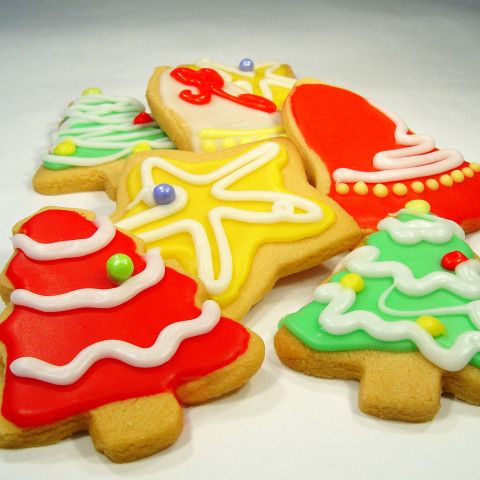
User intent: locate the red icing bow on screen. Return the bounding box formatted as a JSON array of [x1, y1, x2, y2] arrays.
[[170, 67, 277, 113]]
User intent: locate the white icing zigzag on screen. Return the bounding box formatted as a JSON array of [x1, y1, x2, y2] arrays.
[[10, 300, 221, 385], [116, 142, 324, 296], [332, 101, 464, 184], [11, 216, 116, 260], [10, 249, 165, 312]]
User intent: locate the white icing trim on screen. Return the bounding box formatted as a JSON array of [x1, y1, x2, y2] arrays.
[[196, 58, 296, 100], [378, 209, 465, 244], [314, 244, 480, 371], [332, 100, 464, 183], [10, 300, 221, 385], [10, 249, 165, 312], [44, 94, 174, 167], [116, 142, 324, 295], [11, 216, 116, 260]]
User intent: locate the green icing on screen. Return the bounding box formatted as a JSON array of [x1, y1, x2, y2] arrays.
[[281, 212, 480, 368], [43, 108, 172, 170]]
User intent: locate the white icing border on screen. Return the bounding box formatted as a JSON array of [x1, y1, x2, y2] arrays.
[[10, 300, 221, 385]]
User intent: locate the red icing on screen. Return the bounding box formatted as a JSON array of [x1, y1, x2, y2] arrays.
[[170, 67, 277, 113], [133, 112, 154, 125], [441, 250, 468, 270], [290, 83, 480, 230], [0, 209, 249, 428]]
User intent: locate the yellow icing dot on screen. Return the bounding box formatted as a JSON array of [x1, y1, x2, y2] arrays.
[[392, 183, 407, 196], [335, 183, 350, 195], [451, 170, 464, 183], [405, 199, 430, 214], [462, 167, 474, 178], [353, 182, 368, 195], [53, 139, 76, 156], [373, 184, 388, 198], [340, 273, 365, 292], [221, 137, 237, 149], [439, 174, 453, 187], [410, 181, 424, 193], [426, 179, 439, 190], [200, 139, 217, 152], [469, 162, 480, 173], [416, 316, 446, 337], [132, 141, 152, 153], [81, 87, 102, 96]]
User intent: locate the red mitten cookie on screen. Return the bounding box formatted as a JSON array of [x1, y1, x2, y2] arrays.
[[283, 80, 480, 232], [0, 209, 263, 462]]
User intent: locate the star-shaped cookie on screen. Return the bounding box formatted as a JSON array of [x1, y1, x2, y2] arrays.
[[112, 138, 361, 319]]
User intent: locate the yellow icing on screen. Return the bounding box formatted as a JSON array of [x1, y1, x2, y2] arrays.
[[462, 167, 474, 178], [451, 169, 464, 183], [410, 181, 424, 193], [340, 273, 365, 292], [353, 182, 368, 195], [405, 199, 431, 214], [439, 174, 453, 187], [198, 125, 285, 153], [121, 144, 336, 307], [335, 183, 349, 195], [372, 184, 388, 198], [392, 183, 407, 196], [426, 179, 439, 190], [132, 141, 152, 153], [469, 162, 480, 172], [416, 316, 446, 337]]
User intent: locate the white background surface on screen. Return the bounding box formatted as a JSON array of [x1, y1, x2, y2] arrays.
[[1, 0, 480, 478]]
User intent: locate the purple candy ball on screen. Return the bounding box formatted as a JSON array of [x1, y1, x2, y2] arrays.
[[153, 183, 176, 205], [239, 58, 254, 72]]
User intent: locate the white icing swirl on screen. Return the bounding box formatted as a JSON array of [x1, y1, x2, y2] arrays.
[[332, 101, 464, 183], [44, 93, 174, 167], [10, 248, 164, 312], [378, 209, 465, 245], [11, 216, 116, 260], [10, 300, 221, 385]]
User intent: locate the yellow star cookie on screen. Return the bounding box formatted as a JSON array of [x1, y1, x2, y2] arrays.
[[113, 138, 361, 319]]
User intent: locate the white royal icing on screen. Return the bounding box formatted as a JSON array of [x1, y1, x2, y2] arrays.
[[159, 68, 284, 152], [332, 101, 464, 184], [378, 209, 465, 245], [44, 93, 174, 167], [116, 142, 324, 296], [11, 216, 116, 260], [195, 58, 296, 101], [10, 300, 221, 385], [10, 248, 165, 312]]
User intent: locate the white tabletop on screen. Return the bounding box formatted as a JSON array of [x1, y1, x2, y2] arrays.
[[0, 0, 479, 478]]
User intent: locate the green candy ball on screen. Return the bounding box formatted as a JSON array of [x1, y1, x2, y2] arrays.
[[106, 253, 134, 283]]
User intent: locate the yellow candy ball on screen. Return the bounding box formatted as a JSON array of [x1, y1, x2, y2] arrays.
[[426, 179, 439, 191], [392, 183, 407, 196], [416, 316, 446, 337], [53, 139, 76, 156], [81, 87, 102, 96], [373, 184, 388, 198], [469, 162, 480, 173], [450, 170, 464, 183], [340, 273, 365, 293], [132, 141, 152, 153], [405, 199, 431, 215], [353, 182, 368, 195], [439, 174, 453, 187], [336, 183, 350, 195], [410, 181, 424, 193], [462, 167, 474, 178]]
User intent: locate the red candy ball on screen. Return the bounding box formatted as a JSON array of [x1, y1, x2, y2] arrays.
[[133, 112, 153, 125], [441, 250, 469, 271]]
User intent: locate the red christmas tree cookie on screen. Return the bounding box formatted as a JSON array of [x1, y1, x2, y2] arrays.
[[0, 208, 264, 462], [283, 80, 480, 232]]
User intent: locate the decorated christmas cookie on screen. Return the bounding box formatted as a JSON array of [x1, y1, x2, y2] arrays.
[[33, 88, 175, 197], [112, 138, 361, 320], [275, 201, 480, 422], [0, 208, 264, 462], [146, 65, 286, 153], [193, 58, 296, 109], [283, 80, 480, 232]]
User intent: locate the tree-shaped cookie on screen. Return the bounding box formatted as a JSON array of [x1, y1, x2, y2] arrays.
[[275, 201, 480, 422], [112, 138, 361, 320], [283, 80, 480, 232], [33, 88, 175, 197], [0, 208, 263, 462]]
